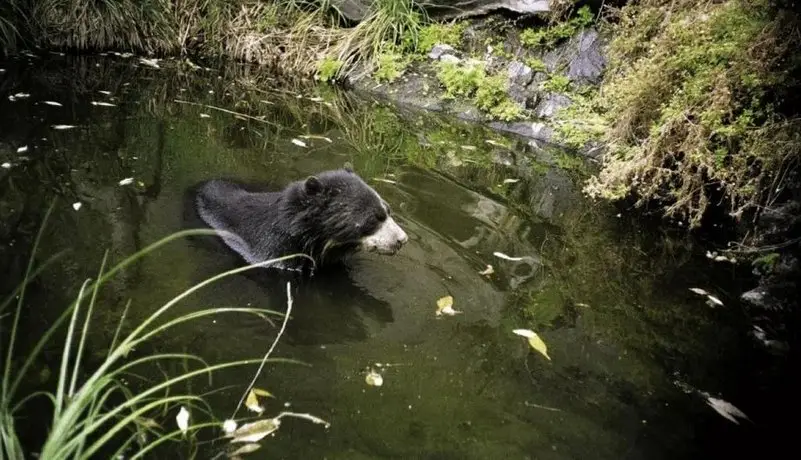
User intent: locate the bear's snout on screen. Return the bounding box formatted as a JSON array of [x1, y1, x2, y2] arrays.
[[361, 216, 408, 255]]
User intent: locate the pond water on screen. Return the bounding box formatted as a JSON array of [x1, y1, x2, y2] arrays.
[[0, 55, 785, 459]]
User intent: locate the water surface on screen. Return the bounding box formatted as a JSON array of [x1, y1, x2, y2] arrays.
[[0, 55, 773, 459]]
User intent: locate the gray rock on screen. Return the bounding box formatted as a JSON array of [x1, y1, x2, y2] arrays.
[[741, 288, 773, 310], [567, 29, 606, 84], [507, 61, 533, 86], [330, 0, 550, 22], [439, 54, 461, 64], [534, 92, 572, 118], [429, 44, 456, 60]]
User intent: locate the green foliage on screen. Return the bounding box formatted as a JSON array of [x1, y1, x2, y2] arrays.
[[436, 60, 486, 99], [525, 58, 547, 73], [316, 57, 344, 82], [521, 5, 594, 49], [373, 49, 410, 83], [583, 0, 801, 228], [488, 99, 524, 122], [752, 252, 780, 273], [474, 75, 507, 111], [541, 74, 570, 93], [412, 21, 465, 54]]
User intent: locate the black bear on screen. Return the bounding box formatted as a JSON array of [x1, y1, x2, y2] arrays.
[[191, 168, 408, 271]]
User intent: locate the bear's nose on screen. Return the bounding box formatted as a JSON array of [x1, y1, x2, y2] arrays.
[[397, 229, 408, 245]]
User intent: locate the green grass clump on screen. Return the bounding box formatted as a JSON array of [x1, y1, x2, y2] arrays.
[[525, 58, 547, 73], [437, 60, 486, 98], [412, 21, 465, 54], [316, 57, 344, 82], [541, 74, 571, 93], [521, 5, 594, 49], [581, 0, 801, 228], [373, 49, 410, 83]]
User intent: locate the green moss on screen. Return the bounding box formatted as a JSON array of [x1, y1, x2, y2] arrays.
[[541, 74, 570, 93], [752, 252, 780, 274], [412, 21, 466, 54], [525, 58, 547, 73], [437, 62, 524, 121], [374, 50, 410, 83], [316, 57, 344, 82], [436, 60, 486, 99], [521, 5, 594, 49]]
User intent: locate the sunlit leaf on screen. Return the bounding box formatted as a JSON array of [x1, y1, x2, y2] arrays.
[[230, 443, 262, 456], [72, 202, 82, 211], [365, 369, 384, 387], [98, 90, 112, 95], [119, 177, 134, 186], [176, 406, 190, 434], [513, 329, 551, 361], [252, 388, 274, 398], [706, 295, 724, 308], [478, 265, 494, 276], [91, 101, 116, 107], [1, 162, 11, 169], [706, 396, 751, 424], [373, 178, 397, 184], [300, 134, 333, 143], [200, 113, 211, 118], [689, 288, 709, 296], [245, 390, 264, 414], [229, 418, 281, 443], [290, 138, 307, 147], [460, 145, 477, 150], [17, 145, 28, 153], [502, 178, 520, 184], [494, 252, 524, 261], [139, 58, 160, 68], [52, 125, 77, 130], [42, 101, 62, 106], [436, 295, 461, 316]]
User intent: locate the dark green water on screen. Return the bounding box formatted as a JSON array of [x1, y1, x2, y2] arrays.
[[0, 55, 784, 459]]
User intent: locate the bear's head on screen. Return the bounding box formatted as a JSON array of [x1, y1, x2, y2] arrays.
[[286, 169, 408, 263]]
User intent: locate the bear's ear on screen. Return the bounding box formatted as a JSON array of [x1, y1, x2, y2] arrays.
[[304, 176, 323, 195]]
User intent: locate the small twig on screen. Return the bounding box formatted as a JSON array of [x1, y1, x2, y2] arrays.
[[524, 401, 562, 412], [274, 411, 330, 428], [230, 282, 293, 419], [173, 99, 280, 127], [727, 236, 801, 254]]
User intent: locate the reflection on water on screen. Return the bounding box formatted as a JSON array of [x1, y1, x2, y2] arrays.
[[0, 56, 779, 459]]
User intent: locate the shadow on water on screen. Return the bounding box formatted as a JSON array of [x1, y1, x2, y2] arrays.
[[0, 55, 791, 459]]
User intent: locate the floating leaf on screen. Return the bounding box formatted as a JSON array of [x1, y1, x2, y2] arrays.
[[1, 162, 12, 169], [435, 295, 461, 316], [365, 369, 384, 387], [478, 265, 494, 276], [230, 443, 262, 456], [300, 134, 333, 143], [139, 58, 160, 68], [245, 390, 265, 414], [199, 113, 211, 118], [42, 100, 62, 106], [16, 145, 28, 153], [118, 177, 134, 186], [91, 101, 116, 107], [291, 138, 307, 147], [222, 419, 238, 434], [229, 418, 281, 443], [502, 178, 520, 184], [52, 124, 77, 130], [493, 252, 524, 261], [706, 397, 751, 424], [98, 90, 112, 95], [513, 329, 551, 361], [689, 288, 709, 296], [706, 295, 724, 308], [176, 406, 189, 434], [72, 202, 82, 211]]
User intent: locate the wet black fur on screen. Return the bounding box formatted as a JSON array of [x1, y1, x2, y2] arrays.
[[190, 169, 391, 271]]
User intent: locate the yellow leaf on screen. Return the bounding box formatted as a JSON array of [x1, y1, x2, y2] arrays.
[[436, 295, 461, 316], [245, 390, 264, 414], [527, 334, 551, 361], [252, 388, 273, 398]]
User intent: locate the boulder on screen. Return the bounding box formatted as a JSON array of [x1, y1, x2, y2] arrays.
[[331, 0, 550, 22]]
